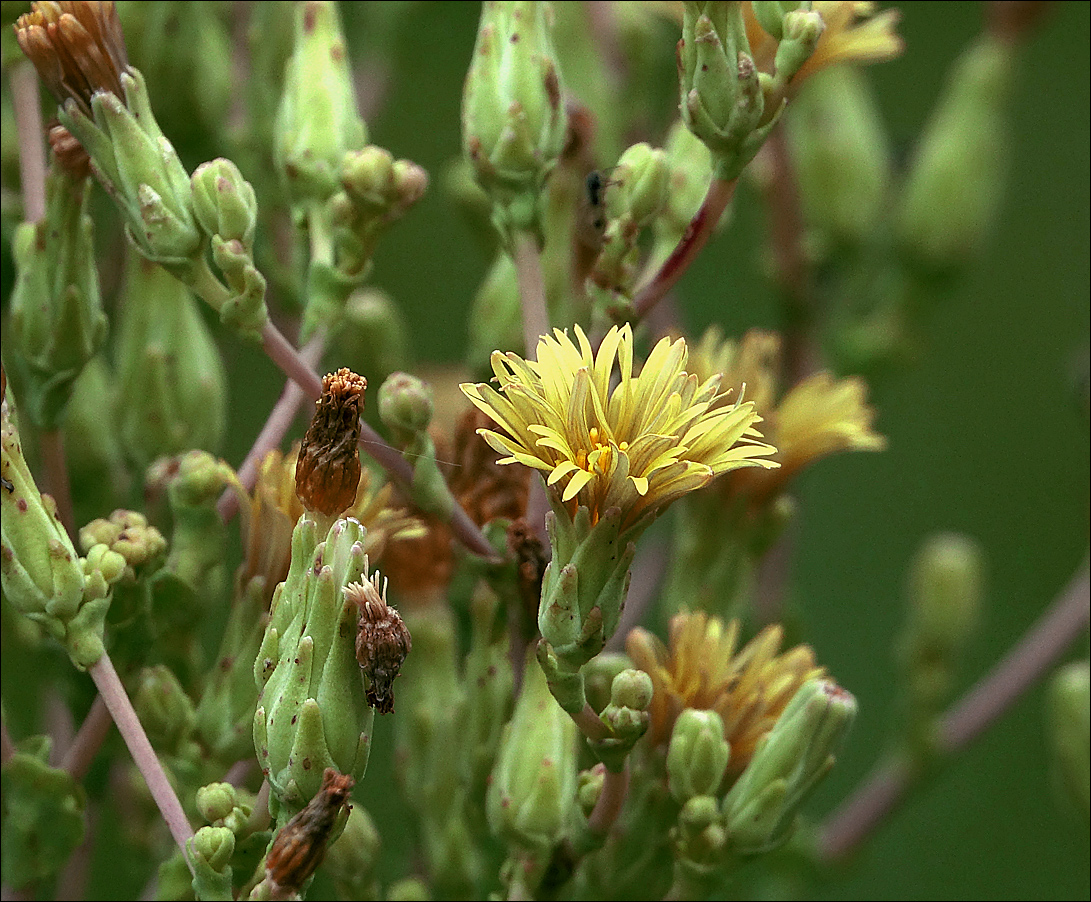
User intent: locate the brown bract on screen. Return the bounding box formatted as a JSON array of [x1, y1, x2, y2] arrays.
[[295, 368, 367, 517], [265, 767, 355, 897], [14, 1, 129, 117]]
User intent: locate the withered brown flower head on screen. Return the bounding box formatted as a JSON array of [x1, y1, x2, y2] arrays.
[[15, 1, 129, 118], [346, 574, 411, 715], [265, 767, 355, 897], [295, 368, 368, 518]]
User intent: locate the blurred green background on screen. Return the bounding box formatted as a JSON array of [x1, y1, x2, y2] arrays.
[[2, 2, 1088, 899], [349, 3, 1091, 899]]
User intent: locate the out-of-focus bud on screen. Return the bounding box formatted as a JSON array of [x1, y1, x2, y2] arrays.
[[295, 369, 367, 520], [462, 0, 568, 237], [253, 517, 376, 816], [378, 372, 434, 446], [487, 649, 579, 849], [678, 1, 776, 181], [331, 288, 409, 391], [467, 251, 524, 363], [895, 36, 1014, 274], [577, 762, 606, 818], [897, 532, 984, 744], [667, 709, 732, 803], [751, 1, 803, 42], [673, 793, 729, 869], [0, 735, 87, 890], [323, 801, 382, 900], [722, 679, 856, 854], [9, 165, 107, 429], [591, 667, 653, 771], [1047, 659, 1089, 817], [274, 0, 367, 212], [113, 256, 227, 471], [132, 664, 197, 755], [786, 66, 893, 251], [191, 157, 259, 250]]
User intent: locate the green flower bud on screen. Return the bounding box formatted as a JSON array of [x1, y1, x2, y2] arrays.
[[577, 763, 606, 818], [591, 668, 653, 771], [275, 0, 367, 211], [340, 147, 428, 221], [786, 66, 893, 250], [898, 532, 984, 738], [467, 251, 524, 364], [195, 782, 241, 826], [254, 517, 377, 817], [378, 372, 435, 445], [9, 166, 107, 429], [132, 664, 197, 754], [1047, 660, 1090, 817], [0, 736, 87, 890], [387, 877, 432, 901], [331, 288, 409, 389], [462, 0, 568, 236], [772, 10, 825, 85], [114, 256, 227, 470], [324, 803, 383, 900], [61, 67, 202, 264], [750, 1, 803, 42], [487, 649, 579, 850], [667, 709, 732, 802], [188, 825, 235, 899], [722, 679, 856, 854], [678, 1, 777, 180], [538, 501, 636, 674], [674, 793, 729, 867], [78, 509, 167, 579], [1, 395, 111, 668], [191, 157, 259, 250], [896, 36, 1014, 273], [582, 651, 633, 715]]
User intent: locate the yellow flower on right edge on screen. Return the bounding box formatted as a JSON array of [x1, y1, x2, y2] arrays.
[[689, 326, 886, 506]]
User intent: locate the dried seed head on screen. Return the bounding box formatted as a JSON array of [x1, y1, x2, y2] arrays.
[[295, 368, 367, 517], [345, 574, 411, 714], [265, 767, 355, 897]]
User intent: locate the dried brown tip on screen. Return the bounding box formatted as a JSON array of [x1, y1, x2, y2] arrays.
[[15, 1, 129, 117], [48, 123, 91, 179], [265, 767, 355, 897], [346, 576, 411, 714], [295, 368, 367, 517]]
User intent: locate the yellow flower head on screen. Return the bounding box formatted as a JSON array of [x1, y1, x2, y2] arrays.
[[745, 1, 904, 95], [690, 327, 886, 503], [627, 612, 824, 776], [239, 443, 424, 605], [461, 324, 778, 533]]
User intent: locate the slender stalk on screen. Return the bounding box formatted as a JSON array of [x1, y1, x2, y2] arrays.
[[587, 763, 629, 836], [512, 230, 552, 544], [38, 428, 76, 540], [818, 562, 1091, 863], [87, 652, 195, 873], [11, 60, 46, 224], [60, 694, 114, 782], [630, 177, 737, 321], [215, 332, 326, 522]]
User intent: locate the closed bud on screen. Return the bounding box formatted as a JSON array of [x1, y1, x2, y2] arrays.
[[275, 0, 367, 211], [1047, 660, 1090, 817], [191, 157, 259, 249], [9, 165, 107, 429], [378, 372, 434, 445], [132, 664, 197, 753], [113, 257, 227, 470], [896, 36, 1014, 273], [487, 649, 579, 849], [462, 1, 568, 235], [667, 709, 731, 802]]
